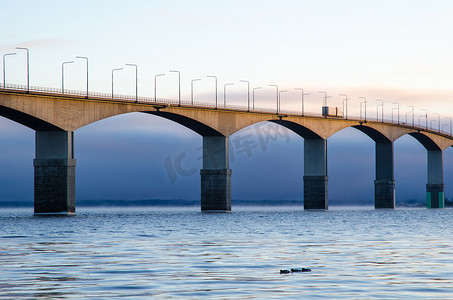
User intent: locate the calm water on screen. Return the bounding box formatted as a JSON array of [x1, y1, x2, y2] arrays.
[[1, 206, 453, 299]]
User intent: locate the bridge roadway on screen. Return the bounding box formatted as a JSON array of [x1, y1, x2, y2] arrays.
[[0, 86, 452, 213]]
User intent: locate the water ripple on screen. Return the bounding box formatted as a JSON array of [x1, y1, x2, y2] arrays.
[[1, 207, 453, 299]]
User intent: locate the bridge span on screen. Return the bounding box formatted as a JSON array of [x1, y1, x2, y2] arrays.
[[0, 84, 452, 213]]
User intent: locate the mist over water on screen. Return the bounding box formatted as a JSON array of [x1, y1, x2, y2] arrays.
[[1, 206, 453, 299]]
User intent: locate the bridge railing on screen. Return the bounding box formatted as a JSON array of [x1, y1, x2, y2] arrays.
[[0, 82, 451, 137]]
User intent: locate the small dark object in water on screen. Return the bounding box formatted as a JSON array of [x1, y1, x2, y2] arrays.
[[291, 268, 311, 272], [280, 269, 291, 274]]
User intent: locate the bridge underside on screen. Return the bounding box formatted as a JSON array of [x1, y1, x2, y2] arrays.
[[30, 125, 446, 214], [0, 92, 449, 213]]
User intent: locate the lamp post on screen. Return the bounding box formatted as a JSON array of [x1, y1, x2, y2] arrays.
[[190, 78, 201, 105], [442, 122, 449, 134], [295, 88, 310, 116], [318, 91, 329, 106], [76, 56, 89, 98], [207, 75, 217, 109], [240, 80, 250, 111], [444, 117, 452, 136], [339, 94, 349, 119], [154, 73, 165, 102], [269, 84, 278, 114], [359, 96, 367, 122], [111, 67, 123, 98], [252, 87, 262, 111], [433, 113, 440, 132], [62, 61, 74, 94], [3, 52, 16, 87], [376, 99, 383, 122], [420, 108, 428, 130], [392, 102, 399, 124], [126, 64, 138, 102], [170, 70, 181, 106], [278, 90, 287, 114], [223, 82, 233, 107], [16, 47, 29, 92], [407, 105, 414, 127]]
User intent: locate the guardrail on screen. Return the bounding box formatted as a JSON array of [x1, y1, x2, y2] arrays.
[[0, 82, 451, 137]]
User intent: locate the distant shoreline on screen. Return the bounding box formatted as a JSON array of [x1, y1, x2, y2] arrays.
[[0, 199, 448, 208]]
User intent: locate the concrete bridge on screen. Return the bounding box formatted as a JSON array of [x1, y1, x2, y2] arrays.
[[1, 84, 452, 214]]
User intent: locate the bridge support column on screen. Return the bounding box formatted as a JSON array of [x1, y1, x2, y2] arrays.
[[34, 131, 76, 214], [427, 150, 444, 208], [200, 136, 231, 211], [304, 139, 328, 210], [375, 142, 395, 208]]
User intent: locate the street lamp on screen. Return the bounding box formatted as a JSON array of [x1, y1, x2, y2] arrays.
[[339, 94, 349, 119], [444, 117, 452, 136], [442, 122, 449, 134], [420, 108, 428, 130], [126, 64, 138, 102], [111, 67, 123, 98], [278, 90, 287, 114], [392, 102, 399, 124], [62, 61, 74, 94], [76, 56, 89, 98], [16, 47, 29, 92], [269, 84, 278, 114], [170, 70, 181, 106], [433, 113, 440, 132], [207, 75, 217, 109], [154, 73, 165, 102], [252, 87, 262, 111], [223, 82, 234, 107], [339, 94, 349, 120], [190, 78, 201, 105], [318, 91, 330, 106], [376, 99, 383, 122], [296, 88, 310, 116], [240, 80, 250, 111], [407, 105, 414, 127], [359, 96, 367, 122], [3, 52, 16, 87]]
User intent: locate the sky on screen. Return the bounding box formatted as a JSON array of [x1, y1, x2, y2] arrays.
[[1, 0, 453, 205]]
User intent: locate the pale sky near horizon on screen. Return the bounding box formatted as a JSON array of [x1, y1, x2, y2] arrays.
[[1, 0, 453, 204], [2, 0, 453, 116]]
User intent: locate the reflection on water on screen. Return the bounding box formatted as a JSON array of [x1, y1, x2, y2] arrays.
[[1, 206, 453, 299]]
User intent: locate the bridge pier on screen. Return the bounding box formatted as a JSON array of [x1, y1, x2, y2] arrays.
[[375, 142, 395, 208], [200, 136, 231, 211], [34, 131, 76, 214], [304, 139, 328, 210], [427, 150, 444, 208]]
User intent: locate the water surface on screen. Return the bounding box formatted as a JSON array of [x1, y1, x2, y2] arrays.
[[1, 206, 453, 299]]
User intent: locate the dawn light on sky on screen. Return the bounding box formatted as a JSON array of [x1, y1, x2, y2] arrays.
[[2, 0, 453, 114], [1, 0, 453, 204]]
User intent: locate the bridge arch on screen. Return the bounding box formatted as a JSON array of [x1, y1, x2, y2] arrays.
[[229, 121, 304, 202], [351, 125, 391, 143], [230, 119, 324, 140], [268, 119, 323, 140], [404, 132, 441, 151], [327, 127, 376, 205], [0, 105, 64, 131], [74, 112, 203, 202], [145, 111, 223, 137]]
